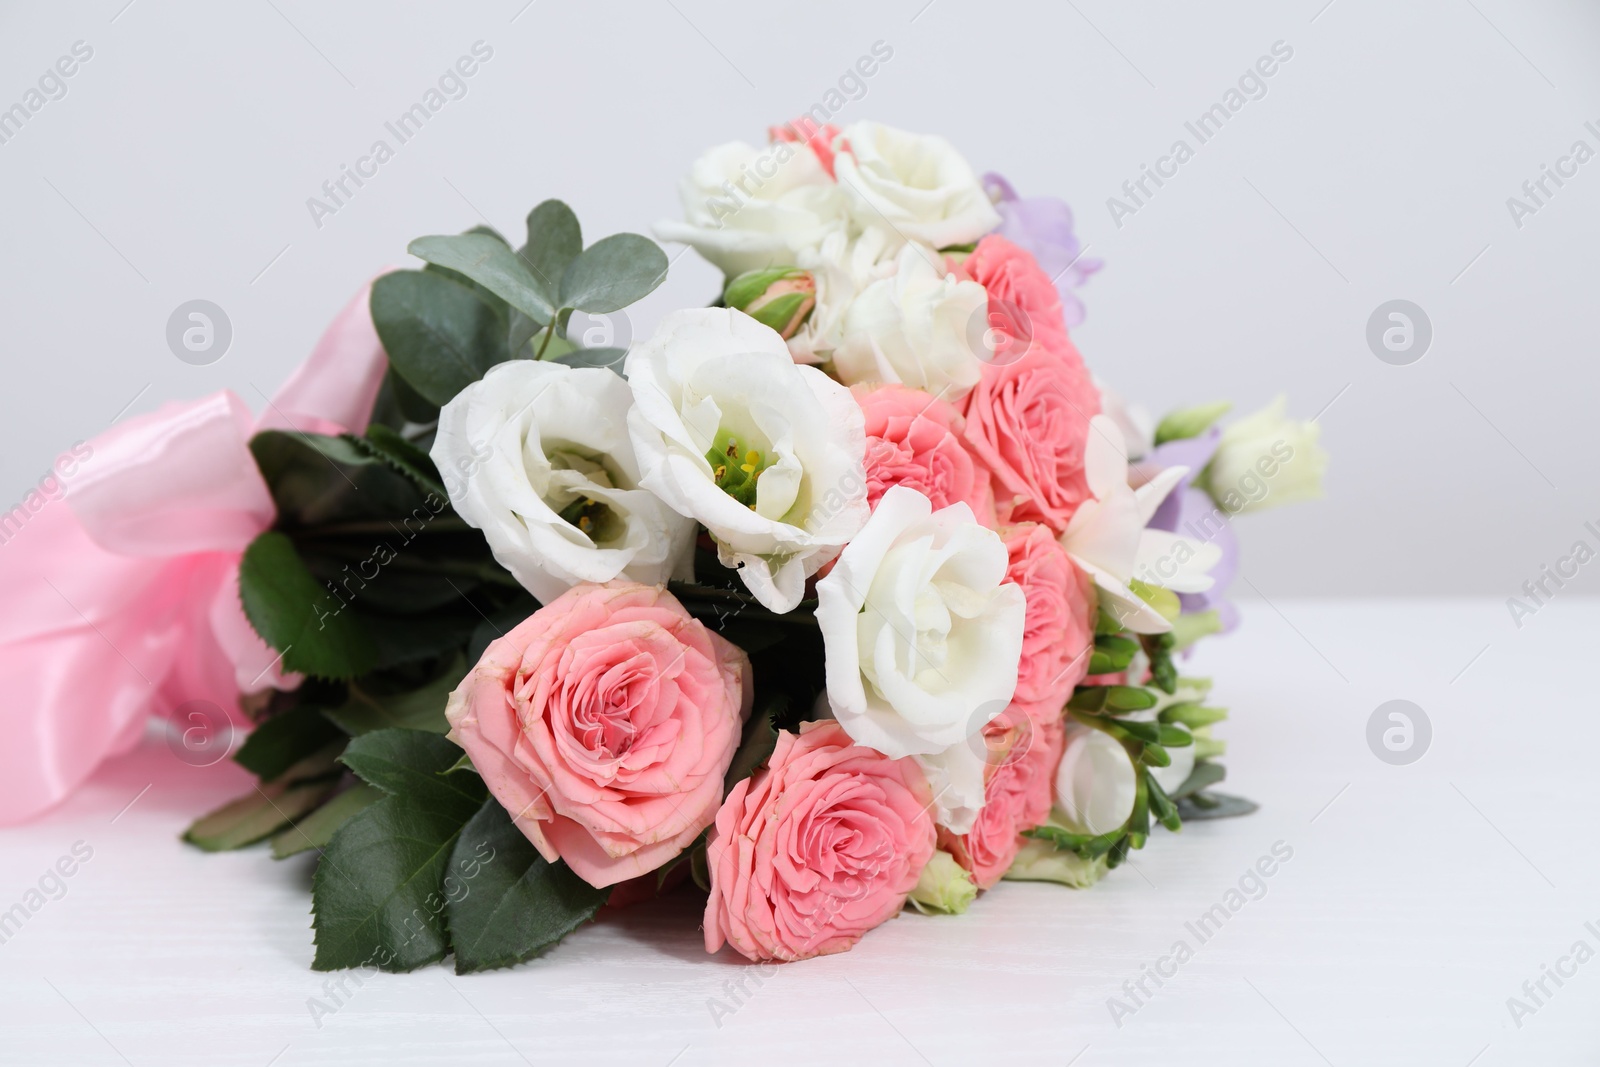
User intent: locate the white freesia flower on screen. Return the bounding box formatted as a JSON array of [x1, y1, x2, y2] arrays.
[[831, 241, 990, 399], [1060, 416, 1221, 634], [625, 308, 869, 613], [1054, 723, 1137, 836], [1094, 375, 1155, 462], [1202, 395, 1328, 515], [815, 486, 1026, 832], [653, 139, 848, 277], [832, 121, 1001, 249], [431, 361, 695, 604], [1053, 703, 1197, 836]]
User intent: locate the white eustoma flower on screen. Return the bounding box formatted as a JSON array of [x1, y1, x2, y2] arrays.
[[431, 361, 695, 604], [1060, 416, 1221, 633], [815, 486, 1026, 833], [832, 121, 1001, 250], [625, 308, 869, 613], [1202, 395, 1328, 514], [831, 241, 990, 399], [653, 139, 848, 277]]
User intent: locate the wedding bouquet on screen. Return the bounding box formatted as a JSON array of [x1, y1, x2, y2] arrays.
[[0, 118, 1325, 972]]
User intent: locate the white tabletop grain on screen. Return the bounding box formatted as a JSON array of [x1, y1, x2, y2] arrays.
[[1, 598, 1595, 1067]]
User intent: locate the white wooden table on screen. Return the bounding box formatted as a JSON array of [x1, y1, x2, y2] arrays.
[[2, 599, 1595, 1066]]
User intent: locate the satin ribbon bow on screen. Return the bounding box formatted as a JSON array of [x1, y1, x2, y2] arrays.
[[0, 282, 388, 825]]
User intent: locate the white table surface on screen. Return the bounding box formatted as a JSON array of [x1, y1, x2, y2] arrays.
[[2, 598, 1595, 1067]]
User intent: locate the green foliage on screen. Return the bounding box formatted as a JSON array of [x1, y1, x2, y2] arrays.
[[311, 730, 487, 972], [446, 799, 608, 974]]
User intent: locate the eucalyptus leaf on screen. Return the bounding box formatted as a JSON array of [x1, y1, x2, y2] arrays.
[[558, 233, 668, 313], [551, 347, 627, 376], [518, 200, 582, 295], [408, 233, 556, 323], [371, 270, 510, 407], [1175, 791, 1259, 821]]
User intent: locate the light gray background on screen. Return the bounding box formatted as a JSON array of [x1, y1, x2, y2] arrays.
[[2, 0, 1597, 601]]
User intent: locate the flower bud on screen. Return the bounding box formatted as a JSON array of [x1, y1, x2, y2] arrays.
[[723, 268, 816, 340], [1201, 396, 1327, 516], [907, 849, 979, 915], [1002, 838, 1109, 888]]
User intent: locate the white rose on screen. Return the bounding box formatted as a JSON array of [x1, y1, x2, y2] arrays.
[[1201, 396, 1328, 515], [653, 139, 848, 277], [831, 241, 990, 399], [832, 121, 1001, 250], [815, 486, 1025, 831], [431, 360, 695, 604], [625, 308, 869, 613]]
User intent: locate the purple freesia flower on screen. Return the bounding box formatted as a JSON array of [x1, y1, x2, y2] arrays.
[[982, 172, 1101, 327], [1140, 428, 1239, 633]]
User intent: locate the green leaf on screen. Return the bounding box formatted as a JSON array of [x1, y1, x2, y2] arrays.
[[250, 430, 431, 529], [550, 346, 628, 375], [1147, 774, 1182, 833], [1154, 400, 1232, 446], [310, 784, 484, 972], [408, 233, 556, 324], [235, 704, 348, 781], [383, 366, 442, 425], [340, 728, 482, 808], [371, 270, 510, 407], [1175, 791, 1259, 821], [1170, 760, 1226, 799], [183, 772, 341, 852], [240, 531, 379, 680], [272, 783, 384, 859], [351, 426, 447, 500], [446, 798, 608, 974], [723, 703, 781, 791], [325, 658, 466, 737], [518, 200, 582, 295], [558, 233, 668, 313], [1159, 703, 1229, 729]]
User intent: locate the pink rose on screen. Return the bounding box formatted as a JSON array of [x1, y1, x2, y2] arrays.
[[1003, 523, 1098, 720], [769, 115, 842, 178], [854, 384, 997, 527], [960, 337, 1101, 531], [445, 581, 750, 889], [959, 234, 1069, 366], [704, 720, 936, 962], [941, 708, 1065, 889]]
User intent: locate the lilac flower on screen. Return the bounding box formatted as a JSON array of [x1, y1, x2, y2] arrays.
[[1138, 429, 1240, 633], [982, 172, 1101, 327]]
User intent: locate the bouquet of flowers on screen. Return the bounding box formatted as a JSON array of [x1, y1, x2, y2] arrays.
[[0, 118, 1325, 971]]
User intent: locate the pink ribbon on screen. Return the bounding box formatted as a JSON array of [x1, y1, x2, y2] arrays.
[[0, 281, 388, 825]]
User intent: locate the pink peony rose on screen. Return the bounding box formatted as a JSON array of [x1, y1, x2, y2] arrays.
[[854, 383, 997, 527], [704, 720, 936, 962], [960, 336, 1101, 531], [941, 708, 1065, 889], [959, 234, 1070, 367], [1003, 523, 1098, 720], [445, 581, 750, 889]]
